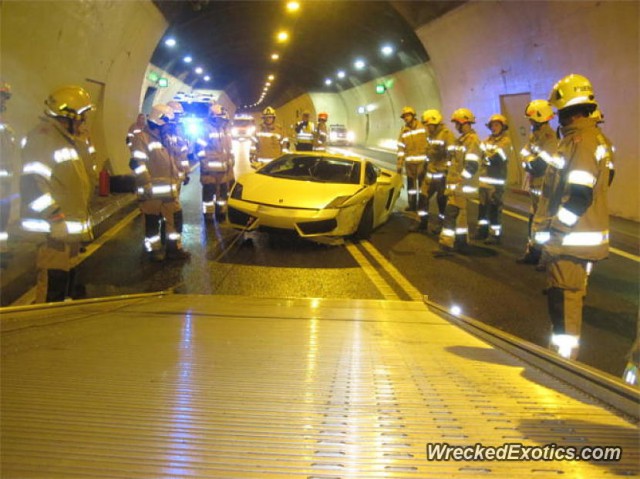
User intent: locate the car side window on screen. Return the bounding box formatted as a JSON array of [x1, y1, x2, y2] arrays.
[[365, 162, 377, 185]]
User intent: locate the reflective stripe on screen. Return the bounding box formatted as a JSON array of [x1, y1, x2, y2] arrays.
[[405, 155, 425, 162], [535, 231, 550, 244], [401, 128, 426, 138], [478, 219, 490, 226], [209, 132, 221, 139], [148, 141, 163, 151], [152, 185, 175, 195], [455, 227, 468, 235], [0, 231, 8, 242], [520, 147, 532, 157], [257, 132, 281, 139], [88, 145, 96, 155], [567, 170, 596, 187], [479, 176, 506, 185], [490, 225, 502, 233], [417, 211, 428, 217], [53, 147, 79, 163], [557, 206, 579, 226], [29, 193, 55, 213], [562, 230, 609, 246], [207, 161, 225, 169], [540, 151, 565, 169], [181, 160, 190, 167], [397, 152, 406, 158], [23, 162, 52, 178], [442, 228, 455, 237], [465, 153, 480, 162], [144, 235, 162, 252], [606, 161, 614, 170], [531, 188, 542, 196], [216, 200, 227, 206], [21, 218, 50, 233], [586, 261, 593, 275], [197, 139, 208, 147], [0, 169, 10, 177], [133, 150, 148, 160], [197, 151, 206, 157], [397, 142, 406, 149], [447, 145, 461, 152], [65, 221, 90, 235], [426, 172, 445, 179], [134, 165, 148, 175], [257, 158, 273, 163], [461, 170, 473, 179], [462, 185, 477, 194], [429, 139, 445, 146], [407, 189, 418, 195], [167, 233, 181, 241]]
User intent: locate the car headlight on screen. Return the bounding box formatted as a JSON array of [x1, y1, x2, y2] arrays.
[[230, 182, 243, 200], [347, 131, 355, 142], [248, 126, 256, 135], [324, 195, 351, 209]]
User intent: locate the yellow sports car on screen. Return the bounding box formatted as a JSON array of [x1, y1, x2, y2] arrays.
[[228, 152, 402, 243]]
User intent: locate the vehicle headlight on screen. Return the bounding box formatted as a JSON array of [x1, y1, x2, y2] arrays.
[[230, 182, 243, 200], [185, 121, 202, 138], [347, 131, 355, 142], [248, 126, 256, 135], [324, 195, 351, 209]]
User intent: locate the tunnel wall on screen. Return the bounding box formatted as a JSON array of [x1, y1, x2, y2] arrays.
[[416, 0, 639, 220], [1, 0, 167, 176]]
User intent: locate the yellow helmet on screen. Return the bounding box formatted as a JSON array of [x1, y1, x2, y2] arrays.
[[44, 85, 94, 120], [400, 106, 416, 118], [486, 114, 508, 129], [148, 104, 174, 126], [262, 106, 276, 117], [524, 99, 554, 123], [451, 108, 475, 124], [548, 73, 596, 110], [167, 101, 184, 116], [421, 109, 443, 125]]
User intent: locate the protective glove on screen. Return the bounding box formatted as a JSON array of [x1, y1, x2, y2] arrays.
[[49, 219, 68, 241], [183, 175, 190, 186]]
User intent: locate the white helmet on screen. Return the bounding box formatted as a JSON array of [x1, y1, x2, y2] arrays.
[[148, 104, 174, 126]]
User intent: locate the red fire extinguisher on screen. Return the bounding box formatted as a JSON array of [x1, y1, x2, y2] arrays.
[[99, 166, 110, 197]]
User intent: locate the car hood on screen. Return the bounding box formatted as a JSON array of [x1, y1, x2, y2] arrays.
[[236, 173, 363, 209]]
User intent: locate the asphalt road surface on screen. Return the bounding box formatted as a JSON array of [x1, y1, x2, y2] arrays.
[[73, 141, 639, 378]]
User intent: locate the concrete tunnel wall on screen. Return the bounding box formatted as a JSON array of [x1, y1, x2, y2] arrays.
[[2, 1, 638, 220], [1, 1, 167, 177]]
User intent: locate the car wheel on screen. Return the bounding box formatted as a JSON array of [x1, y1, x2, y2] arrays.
[[354, 201, 374, 240]]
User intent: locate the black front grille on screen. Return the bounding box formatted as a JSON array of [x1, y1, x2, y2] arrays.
[[296, 219, 338, 235], [228, 207, 255, 227]]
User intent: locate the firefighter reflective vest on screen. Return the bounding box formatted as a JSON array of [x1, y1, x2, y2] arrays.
[[20, 117, 92, 241], [130, 127, 181, 200]]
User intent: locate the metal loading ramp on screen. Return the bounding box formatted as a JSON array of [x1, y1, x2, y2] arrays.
[[1, 294, 638, 478]]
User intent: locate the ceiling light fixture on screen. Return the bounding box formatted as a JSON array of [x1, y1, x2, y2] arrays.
[[337, 70, 346, 79], [354, 59, 366, 70], [381, 44, 394, 56], [286, 1, 300, 13], [324, 78, 332, 86], [183, 56, 193, 64], [195, 67, 203, 75], [276, 30, 289, 43], [164, 38, 176, 47], [271, 53, 280, 61]]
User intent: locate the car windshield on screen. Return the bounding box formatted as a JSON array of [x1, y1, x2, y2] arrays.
[[258, 155, 361, 184]]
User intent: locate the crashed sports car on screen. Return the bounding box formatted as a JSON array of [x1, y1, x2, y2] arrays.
[[227, 152, 402, 243]]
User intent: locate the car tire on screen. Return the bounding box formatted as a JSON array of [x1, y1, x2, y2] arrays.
[[354, 201, 374, 240]]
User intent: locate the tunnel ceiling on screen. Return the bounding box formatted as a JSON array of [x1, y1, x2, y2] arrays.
[[151, 1, 462, 110]]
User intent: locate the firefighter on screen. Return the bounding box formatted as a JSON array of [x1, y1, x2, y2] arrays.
[[396, 106, 428, 220], [476, 114, 513, 244], [517, 100, 557, 265], [535, 73, 611, 360], [294, 110, 315, 151], [415, 109, 456, 234], [129, 104, 190, 261], [434, 108, 481, 257], [314, 112, 329, 151], [250, 106, 287, 168], [166, 101, 191, 186], [0, 81, 20, 267], [197, 104, 233, 222], [20, 85, 94, 302]]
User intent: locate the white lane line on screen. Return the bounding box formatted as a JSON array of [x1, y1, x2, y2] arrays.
[[360, 240, 424, 301], [470, 199, 640, 263], [10, 208, 141, 306], [345, 242, 400, 300]]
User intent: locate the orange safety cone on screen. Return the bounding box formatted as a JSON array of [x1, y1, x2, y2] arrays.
[[99, 166, 110, 196]]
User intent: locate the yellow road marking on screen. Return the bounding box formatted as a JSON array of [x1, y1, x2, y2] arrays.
[[360, 240, 424, 301], [345, 242, 400, 300]]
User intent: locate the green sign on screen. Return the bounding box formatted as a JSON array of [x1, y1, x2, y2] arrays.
[[147, 71, 159, 82], [158, 78, 169, 88], [375, 84, 386, 94]]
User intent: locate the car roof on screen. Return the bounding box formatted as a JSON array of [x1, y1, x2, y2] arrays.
[[286, 151, 366, 164]]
